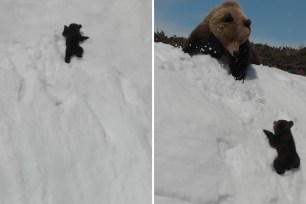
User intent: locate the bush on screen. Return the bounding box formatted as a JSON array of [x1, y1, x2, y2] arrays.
[[154, 31, 306, 76]]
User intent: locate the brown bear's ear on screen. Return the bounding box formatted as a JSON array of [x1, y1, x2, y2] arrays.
[[289, 121, 294, 128], [244, 19, 251, 28]]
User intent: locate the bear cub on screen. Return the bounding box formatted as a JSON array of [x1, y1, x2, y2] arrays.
[[62, 23, 89, 63], [263, 120, 300, 175]]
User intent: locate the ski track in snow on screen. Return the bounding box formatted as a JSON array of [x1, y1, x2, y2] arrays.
[[155, 43, 306, 204], [0, 0, 151, 203]]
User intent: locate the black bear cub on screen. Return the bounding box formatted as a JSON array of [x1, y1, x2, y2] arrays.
[[62, 23, 89, 63], [263, 120, 300, 175]]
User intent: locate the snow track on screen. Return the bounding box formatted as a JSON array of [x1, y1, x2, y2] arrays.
[[155, 43, 306, 204]]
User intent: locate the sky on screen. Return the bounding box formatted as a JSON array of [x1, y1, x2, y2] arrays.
[[155, 0, 306, 48]]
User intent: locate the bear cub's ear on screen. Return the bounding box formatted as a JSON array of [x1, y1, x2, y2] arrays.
[[288, 121, 294, 128], [62, 25, 68, 37]]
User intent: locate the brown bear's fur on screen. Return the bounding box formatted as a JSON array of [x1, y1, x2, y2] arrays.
[[183, 1, 260, 81]]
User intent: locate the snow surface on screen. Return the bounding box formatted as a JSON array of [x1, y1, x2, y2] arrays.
[[155, 43, 306, 204], [0, 0, 151, 204]]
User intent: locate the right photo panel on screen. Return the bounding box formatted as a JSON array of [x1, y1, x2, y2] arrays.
[[154, 0, 306, 203]]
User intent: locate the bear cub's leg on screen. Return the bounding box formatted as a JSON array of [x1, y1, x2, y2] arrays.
[[76, 46, 84, 58], [273, 157, 286, 175], [291, 154, 300, 169], [65, 50, 72, 63]]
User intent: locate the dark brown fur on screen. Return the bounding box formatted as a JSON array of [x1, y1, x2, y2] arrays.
[[62, 23, 89, 63], [183, 1, 260, 81], [263, 120, 300, 175]]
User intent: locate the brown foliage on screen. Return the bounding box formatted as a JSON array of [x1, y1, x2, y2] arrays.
[[155, 31, 306, 76]]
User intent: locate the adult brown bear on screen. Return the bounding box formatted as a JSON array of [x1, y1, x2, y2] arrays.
[[183, 1, 260, 81]]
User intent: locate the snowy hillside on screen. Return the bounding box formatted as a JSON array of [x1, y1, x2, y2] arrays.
[[0, 1, 151, 204], [155, 43, 306, 204]]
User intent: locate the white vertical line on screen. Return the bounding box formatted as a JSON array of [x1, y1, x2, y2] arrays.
[[151, 0, 155, 203]]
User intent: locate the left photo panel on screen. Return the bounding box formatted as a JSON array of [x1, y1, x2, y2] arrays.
[[0, 0, 152, 203]]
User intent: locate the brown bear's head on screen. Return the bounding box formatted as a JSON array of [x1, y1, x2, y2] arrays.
[[273, 120, 294, 134], [209, 1, 251, 57]]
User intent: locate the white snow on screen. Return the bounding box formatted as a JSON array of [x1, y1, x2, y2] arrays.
[[0, 0, 151, 204], [155, 43, 306, 204]]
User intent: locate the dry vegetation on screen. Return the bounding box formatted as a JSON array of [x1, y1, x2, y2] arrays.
[[155, 31, 306, 76]]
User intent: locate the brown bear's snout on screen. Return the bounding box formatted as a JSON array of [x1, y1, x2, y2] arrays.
[[226, 41, 240, 57], [233, 51, 238, 57]]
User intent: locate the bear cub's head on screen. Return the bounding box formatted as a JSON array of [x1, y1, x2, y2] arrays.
[[209, 1, 251, 57], [273, 120, 294, 134], [62, 23, 82, 37]]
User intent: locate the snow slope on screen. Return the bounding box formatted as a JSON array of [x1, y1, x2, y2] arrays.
[[155, 43, 306, 204], [0, 0, 151, 204]]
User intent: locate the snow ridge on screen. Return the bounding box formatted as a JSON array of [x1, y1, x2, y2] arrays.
[[0, 0, 151, 203], [0, 29, 151, 204], [155, 43, 306, 204]]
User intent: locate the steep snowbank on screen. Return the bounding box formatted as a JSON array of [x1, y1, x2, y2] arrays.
[[155, 43, 306, 204], [0, 1, 151, 204]]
